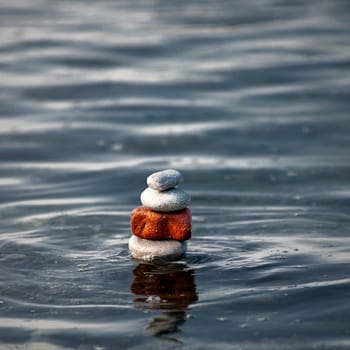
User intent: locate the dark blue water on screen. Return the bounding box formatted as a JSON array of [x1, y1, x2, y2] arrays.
[[1, 0, 350, 349]]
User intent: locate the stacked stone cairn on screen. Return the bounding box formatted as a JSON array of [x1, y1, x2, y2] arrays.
[[129, 169, 191, 261]]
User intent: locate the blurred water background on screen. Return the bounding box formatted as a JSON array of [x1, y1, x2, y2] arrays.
[[1, 0, 350, 349]]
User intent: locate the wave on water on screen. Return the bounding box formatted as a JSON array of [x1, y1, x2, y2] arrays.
[[1, 0, 350, 349]]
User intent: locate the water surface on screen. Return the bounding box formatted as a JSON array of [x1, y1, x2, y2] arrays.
[[1, 0, 350, 349]]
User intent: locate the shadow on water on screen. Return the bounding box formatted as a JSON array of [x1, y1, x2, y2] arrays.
[[130, 262, 198, 341]]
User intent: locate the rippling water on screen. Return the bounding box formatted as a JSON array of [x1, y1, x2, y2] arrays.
[[1, 0, 350, 349]]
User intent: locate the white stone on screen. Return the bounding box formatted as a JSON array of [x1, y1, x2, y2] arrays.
[[128, 235, 187, 261], [147, 169, 183, 191], [140, 187, 190, 212]]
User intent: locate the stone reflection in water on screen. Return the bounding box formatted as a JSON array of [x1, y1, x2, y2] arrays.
[[130, 262, 198, 338]]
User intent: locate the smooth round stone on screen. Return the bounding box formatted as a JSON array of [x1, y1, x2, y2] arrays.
[[140, 187, 190, 212], [128, 235, 187, 261], [147, 169, 183, 191]]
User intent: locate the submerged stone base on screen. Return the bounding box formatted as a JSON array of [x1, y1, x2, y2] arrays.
[[128, 235, 187, 261]]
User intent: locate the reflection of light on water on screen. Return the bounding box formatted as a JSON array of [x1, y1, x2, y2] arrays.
[[0, 177, 23, 186], [130, 262, 197, 339], [4, 155, 348, 172]]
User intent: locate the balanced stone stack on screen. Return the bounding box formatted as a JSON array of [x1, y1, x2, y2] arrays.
[[129, 169, 191, 261]]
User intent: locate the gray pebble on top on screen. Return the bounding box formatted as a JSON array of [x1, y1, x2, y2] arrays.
[[147, 169, 183, 191]]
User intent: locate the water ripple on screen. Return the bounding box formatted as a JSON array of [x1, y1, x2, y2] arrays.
[[1, 0, 350, 349]]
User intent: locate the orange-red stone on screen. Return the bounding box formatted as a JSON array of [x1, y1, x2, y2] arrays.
[[130, 206, 191, 241]]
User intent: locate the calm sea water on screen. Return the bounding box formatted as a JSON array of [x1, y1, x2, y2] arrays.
[[1, 0, 350, 349]]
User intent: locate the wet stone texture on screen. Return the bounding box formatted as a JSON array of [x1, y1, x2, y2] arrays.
[[130, 206, 192, 241]]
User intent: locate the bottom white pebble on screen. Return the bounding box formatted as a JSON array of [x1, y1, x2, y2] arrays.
[[128, 235, 187, 261]]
